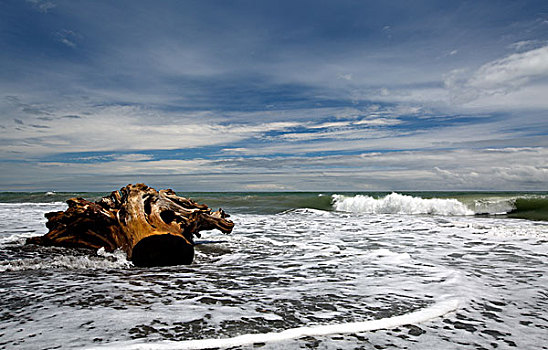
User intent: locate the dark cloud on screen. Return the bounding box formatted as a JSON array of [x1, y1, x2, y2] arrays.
[[61, 115, 82, 119], [22, 107, 51, 115], [5, 96, 21, 104]]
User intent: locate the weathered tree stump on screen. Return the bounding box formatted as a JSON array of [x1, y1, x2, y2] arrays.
[[26, 184, 234, 266]]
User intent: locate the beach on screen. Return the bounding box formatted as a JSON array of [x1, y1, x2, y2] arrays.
[[0, 192, 547, 349]]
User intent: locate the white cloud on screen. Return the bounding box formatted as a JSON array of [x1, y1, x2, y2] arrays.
[[55, 30, 81, 48], [244, 183, 289, 190], [7, 147, 544, 191], [337, 73, 353, 81], [348, 85, 449, 107], [350, 45, 548, 111], [353, 118, 402, 126], [214, 113, 544, 158], [27, 0, 56, 13], [114, 154, 154, 162], [446, 46, 548, 108], [59, 38, 75, 48], [220, 148, 248, 154], [308, 121, 353, 129], [469, 46, 548, 89], [507, 40, 544, 52], [0, 105, 305, 158], [2, 101, 431, 160]]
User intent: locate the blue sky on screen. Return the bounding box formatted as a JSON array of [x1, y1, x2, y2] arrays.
[[1, 0, 548, 191]]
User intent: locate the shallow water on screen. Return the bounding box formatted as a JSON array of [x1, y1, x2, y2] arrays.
[[0, 197, 547, 349]]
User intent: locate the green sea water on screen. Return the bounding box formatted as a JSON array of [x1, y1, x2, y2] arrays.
[[1, 191, 547, 220]]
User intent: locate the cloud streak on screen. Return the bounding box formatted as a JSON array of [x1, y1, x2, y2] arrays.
[[443, 45, 548, 108], [1, 1, 547, 190]]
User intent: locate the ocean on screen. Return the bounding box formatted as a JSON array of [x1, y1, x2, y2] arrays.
[[0, 191, 547, 349]]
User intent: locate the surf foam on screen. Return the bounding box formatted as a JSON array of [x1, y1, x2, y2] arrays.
[[333, 193, 474, 216], [89, 298, 460, 350], [0, 248, 132, 272]]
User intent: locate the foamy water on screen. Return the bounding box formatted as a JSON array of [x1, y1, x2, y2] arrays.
[[91, 299, 460, 349], [332, 193, 475, 215], [0, 199, 547, 349]]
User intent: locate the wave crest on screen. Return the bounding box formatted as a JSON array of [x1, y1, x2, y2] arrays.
[[332, 193, 474, 216]]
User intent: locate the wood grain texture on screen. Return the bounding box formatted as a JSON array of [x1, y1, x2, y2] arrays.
[[26, 184, 234, 266]]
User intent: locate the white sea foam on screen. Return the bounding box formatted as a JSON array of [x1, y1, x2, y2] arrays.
[[89, 298, 460, 350], [2, 200, 546, 349], [0, 202, 66, 207], [365, 248, 412, 264], [471, 197, 516, 215], [0, 249, 132, 272], [332, 193, 474, 216]]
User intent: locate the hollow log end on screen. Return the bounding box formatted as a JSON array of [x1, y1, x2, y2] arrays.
[[131, 234, 194, 267]]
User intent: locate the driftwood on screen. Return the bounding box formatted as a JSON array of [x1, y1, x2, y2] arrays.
[[26, 184, 234, 266]]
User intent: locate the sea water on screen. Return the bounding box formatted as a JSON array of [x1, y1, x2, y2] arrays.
[[0, 192, 547, 349]]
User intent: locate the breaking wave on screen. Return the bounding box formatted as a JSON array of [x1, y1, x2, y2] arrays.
[[331, 193, 548, 220], [466, 195, 548, 220], [332, 193, 474, 216], [506, 196, 548, 221]]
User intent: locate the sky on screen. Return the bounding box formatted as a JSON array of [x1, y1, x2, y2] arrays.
[[1, 0, 548, 191]]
